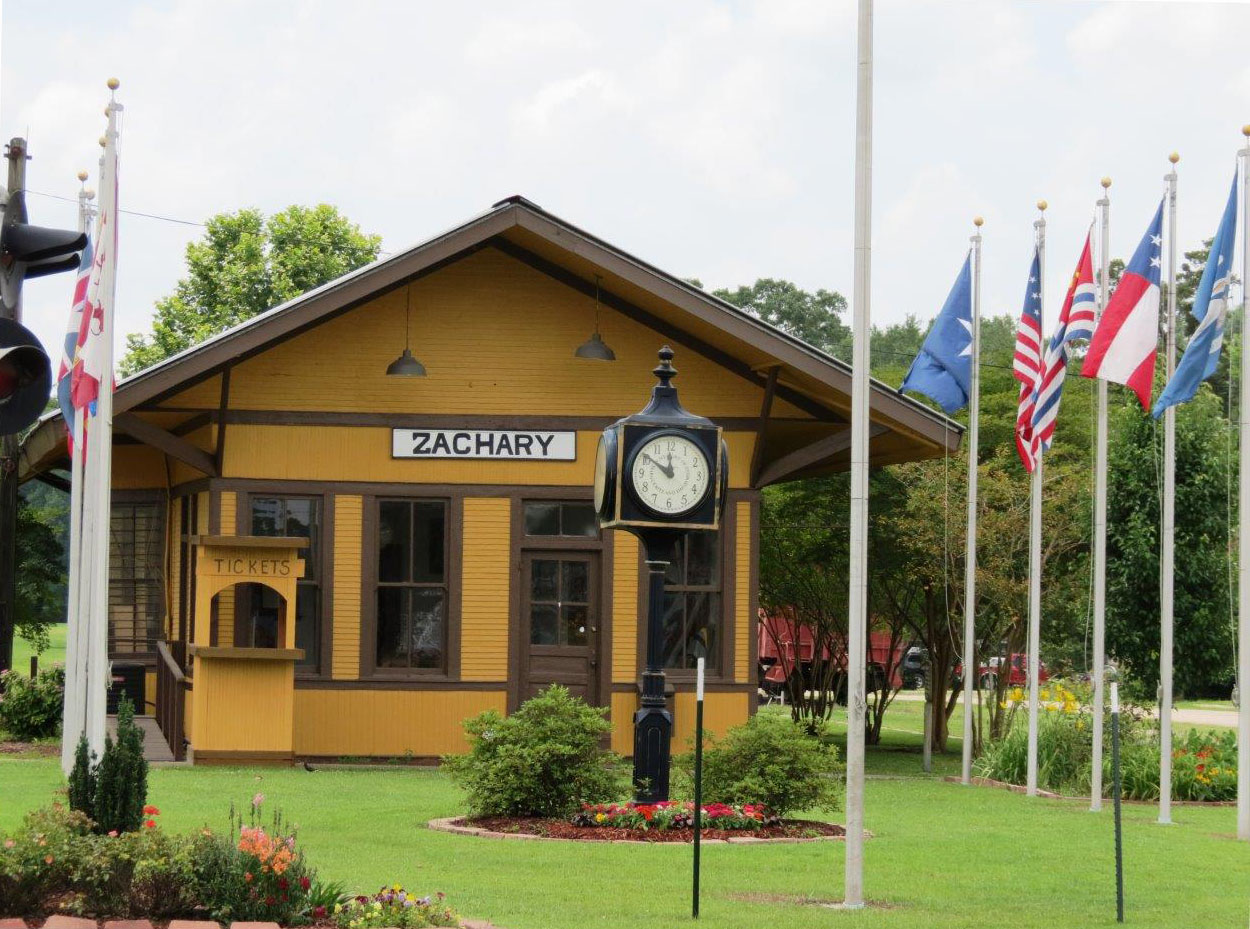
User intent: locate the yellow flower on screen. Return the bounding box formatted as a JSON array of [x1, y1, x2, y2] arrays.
[[595, 812, 606, 823]]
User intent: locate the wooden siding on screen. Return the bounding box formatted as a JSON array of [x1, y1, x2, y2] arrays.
[[220, 425, 755, 490], [215, 492, 238, 647], [112, 446, 165, 489], [734, 499, 752, 684], [611, 534, 639, 684], [191, 657, 295, 754], [610, 690, 747, 756], [460, 498, 510, 681], [168, 501, 181, 640], [165, 248, 809, 421], [331, 496, 363, 679], [293, 689, 506, 756]]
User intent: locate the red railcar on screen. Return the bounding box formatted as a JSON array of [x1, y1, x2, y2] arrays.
[[756, 609, 906, 691]]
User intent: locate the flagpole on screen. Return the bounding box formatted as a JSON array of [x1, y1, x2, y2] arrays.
[[843, 0, 872, 909], [1237, 125, 1250, 842], [961, 217, 983, 785], [1090, 177, 1111, 812], [1026, 201, 1047, 798], [1159, 153, 1179, 826], [84, 86, 121, 759], [60, 172, 94, 775]]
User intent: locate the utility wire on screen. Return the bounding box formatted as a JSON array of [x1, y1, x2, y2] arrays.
[[26, 188, 205, 227]]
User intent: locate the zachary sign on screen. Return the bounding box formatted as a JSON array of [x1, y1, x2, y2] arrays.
[[392, 428, 577, 461]]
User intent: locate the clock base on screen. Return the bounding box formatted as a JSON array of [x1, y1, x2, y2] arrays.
[[633, 699, 673, 803]]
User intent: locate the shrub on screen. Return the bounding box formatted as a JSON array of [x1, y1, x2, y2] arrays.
[[674, 711, 844, 818], [67, 696, 149, 835], [0, 803, 91, 915], [442, 685, 623, 818], [0, 665, 64, 741]]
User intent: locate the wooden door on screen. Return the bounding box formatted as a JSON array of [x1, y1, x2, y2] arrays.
[[522, 552, 600, 704]]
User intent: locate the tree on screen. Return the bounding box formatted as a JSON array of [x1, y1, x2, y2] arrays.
[[712, 279, 852, 359], [120, 204, 381, 374], [14, 492, 66, 654]]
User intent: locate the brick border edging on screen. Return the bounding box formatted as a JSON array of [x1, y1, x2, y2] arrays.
[[945, 775, 1237, 807], [426, 816, 862, 844]]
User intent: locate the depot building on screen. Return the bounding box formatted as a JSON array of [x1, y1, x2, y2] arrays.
[[20, 196, 958, 764]]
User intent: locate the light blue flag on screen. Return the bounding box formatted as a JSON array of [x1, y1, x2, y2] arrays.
[[1154, 170, 1239, 418], [899, 253, 973, 414]]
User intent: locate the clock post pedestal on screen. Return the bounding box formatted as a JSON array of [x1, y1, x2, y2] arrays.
[[634, 534, 678, 802]]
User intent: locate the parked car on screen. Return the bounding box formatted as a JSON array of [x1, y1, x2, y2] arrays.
[[954, 653, 1049, 689], [900, 646, 928, 689]]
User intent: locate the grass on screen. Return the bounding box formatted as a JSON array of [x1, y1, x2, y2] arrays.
[[3, 701, 1248, 928], [11, 623, 67, 676]]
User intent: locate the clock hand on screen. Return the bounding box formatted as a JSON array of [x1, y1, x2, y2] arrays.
[[641, 452, 675, 479]]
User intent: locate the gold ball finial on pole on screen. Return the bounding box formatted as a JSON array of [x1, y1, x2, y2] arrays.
[[973, 216, 984, 228], [1168, 151, 1180, 165], [1242, 124, 1250, 139], [77, 170, 89, 183], [1037, 199, 1048, 212], [107, 78, 120, 91], [1101, 176, 1112, 189], [98, 136, 107, 148]]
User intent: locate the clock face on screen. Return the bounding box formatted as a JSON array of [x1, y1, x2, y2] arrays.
[[628, 432, 711, 517]]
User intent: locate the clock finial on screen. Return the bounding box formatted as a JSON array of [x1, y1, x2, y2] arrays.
[[653, 345, 677, 386]]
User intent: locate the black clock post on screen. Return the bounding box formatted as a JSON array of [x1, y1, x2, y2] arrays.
[[593, 346, 728, 802]]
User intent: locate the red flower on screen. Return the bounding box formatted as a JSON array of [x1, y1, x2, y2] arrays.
[[313, 907, 327, 919], [300, 876, 311, 891], [143, 805, 160, 816], [1197, 764, 1206, 773], [144, 819, 156, 829], [265, 895, 276, 906], [279, 878, 290, 891]]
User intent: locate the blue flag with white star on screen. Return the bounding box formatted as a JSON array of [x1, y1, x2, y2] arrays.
[[900, 253, 974, 413], [1153, 170, 1238, 418]]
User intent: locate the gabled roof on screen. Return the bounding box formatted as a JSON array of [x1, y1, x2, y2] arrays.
[[21, 195, 960, 483]]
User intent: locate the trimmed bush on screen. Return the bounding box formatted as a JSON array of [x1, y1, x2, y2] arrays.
[[443, 685, 623, 817], [0, 665, 64, 741], [675, 711, 844, 818], [67, 696, 149, 834]]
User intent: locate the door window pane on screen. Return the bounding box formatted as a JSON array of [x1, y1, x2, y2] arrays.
[[562, 561, 589, 603], [531, 604, 558, 645], [524, 502, 560, 536], [522, 501, 598, 538]]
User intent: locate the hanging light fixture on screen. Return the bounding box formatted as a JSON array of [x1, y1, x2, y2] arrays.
[[386, 284, 427, 377], [574, 275, 616, 361]]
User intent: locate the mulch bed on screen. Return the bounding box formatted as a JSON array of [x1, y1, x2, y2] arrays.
[[0, 741, 58, 756], [435, 816, 845, 843]]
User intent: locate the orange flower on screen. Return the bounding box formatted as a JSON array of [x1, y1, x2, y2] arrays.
[[245, 872, 254, 883], [44, 855, 53, 865]]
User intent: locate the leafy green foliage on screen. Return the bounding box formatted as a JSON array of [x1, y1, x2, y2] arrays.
[[712, 278, 851, 358], [67, 697, 149, 835], [0, 665, 64, 740], [442, 685, 622, 818], [120, 204, 381, 375], [14, 492, 67, 655], [674, 712, 843, 817]]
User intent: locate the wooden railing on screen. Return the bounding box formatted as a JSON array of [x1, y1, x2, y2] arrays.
[[155, 640, 188, 761]]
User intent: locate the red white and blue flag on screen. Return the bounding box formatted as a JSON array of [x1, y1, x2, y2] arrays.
[[1013, 247, 1043, 471], [71, 170, 116, 416], [56, 236, 94, 448], [1081, 199, 1164, 408], [1028, 232, 1097, 460]]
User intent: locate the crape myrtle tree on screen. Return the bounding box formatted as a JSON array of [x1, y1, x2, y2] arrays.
[[120, 204, 381, 374]]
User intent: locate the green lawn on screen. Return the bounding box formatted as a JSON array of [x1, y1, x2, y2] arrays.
[[3, 701, 1247, 928], [11, 623, 67, 676]]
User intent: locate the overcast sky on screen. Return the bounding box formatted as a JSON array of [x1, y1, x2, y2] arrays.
[[3, 0, 1249, 374]]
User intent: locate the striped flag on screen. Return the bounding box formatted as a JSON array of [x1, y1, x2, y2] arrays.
[[1013, 247, 1043, 471], [1029, 232, 1097, 458], [1153, 171, 1238, 417], [1081, 199, 1164, 408], [56, 237, 94, 449]]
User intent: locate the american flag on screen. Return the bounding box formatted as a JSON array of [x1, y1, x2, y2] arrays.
[[1013, 248, 1043, 471], [1028, 232, 1097, 459]]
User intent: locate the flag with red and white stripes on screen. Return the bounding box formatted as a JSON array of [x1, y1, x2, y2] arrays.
[[1028, 232, 1097, 459], [1081, 199, 1164, 408], [1013, 247, 1043, 471], [56, 236, 93, 449]]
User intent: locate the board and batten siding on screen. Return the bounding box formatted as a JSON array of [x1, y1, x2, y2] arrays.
[[331, 495, 363, 679], [734, 499, 752, 684], [460, 497, 511, 681], [611, 533, 640, 684]]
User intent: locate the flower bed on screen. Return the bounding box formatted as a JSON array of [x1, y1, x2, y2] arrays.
[[571, 801, 778, 830], [430, 809, 846, 843]]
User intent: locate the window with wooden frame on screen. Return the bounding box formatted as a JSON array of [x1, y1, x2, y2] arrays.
[[246, 496, 321, 669], [522, 500, 598, 538], [374, 499, 448, 672], [108, 497, 166, 657], [661, 531, 721, 671]]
